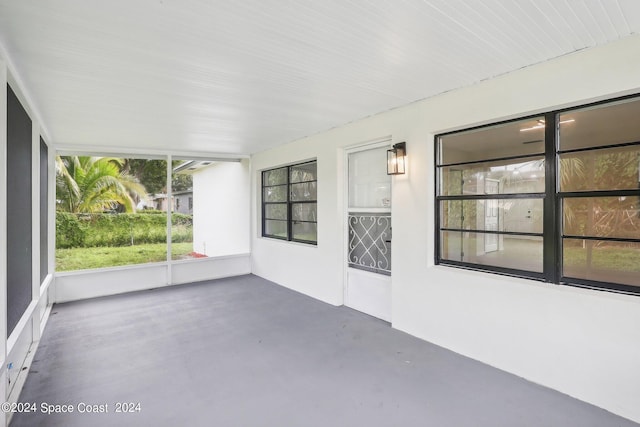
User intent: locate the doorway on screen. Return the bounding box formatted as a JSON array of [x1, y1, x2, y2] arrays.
[[345, 144, 392, 322]]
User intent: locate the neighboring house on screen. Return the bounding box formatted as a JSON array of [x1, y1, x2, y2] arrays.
[[151, 191, 192, 214], [173, 190, 193, 215], [152, 194, 172, 212]]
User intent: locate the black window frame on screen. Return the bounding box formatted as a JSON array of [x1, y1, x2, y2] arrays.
[[435, 94, 640, 296], [261, 160, 317, 245]]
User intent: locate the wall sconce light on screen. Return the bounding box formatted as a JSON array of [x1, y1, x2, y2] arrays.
[[387, 142, 406, 175]]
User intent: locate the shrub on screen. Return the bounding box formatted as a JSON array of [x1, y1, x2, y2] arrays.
[[171, 213, 193, 243], [56, 212, 192, 248], [56, 212, 87, 249]]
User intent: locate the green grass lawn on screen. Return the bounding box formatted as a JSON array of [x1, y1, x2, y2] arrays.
[[56, 242, 193, 272]]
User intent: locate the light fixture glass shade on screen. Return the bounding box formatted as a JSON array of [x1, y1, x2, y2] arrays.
[[387, 142, 406, 175]]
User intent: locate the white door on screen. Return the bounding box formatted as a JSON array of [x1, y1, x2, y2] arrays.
[[484, 179, 499, 253], [345, 145, 392, 322]]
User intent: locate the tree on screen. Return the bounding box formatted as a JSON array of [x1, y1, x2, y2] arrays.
[[56, 156, 147, 213], [122, 159, 192, 194], [171, 162, 193, 192], [122, 159, 167, 195]]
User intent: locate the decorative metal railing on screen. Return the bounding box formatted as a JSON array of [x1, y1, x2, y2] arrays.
[[348, 213, 391, 275]]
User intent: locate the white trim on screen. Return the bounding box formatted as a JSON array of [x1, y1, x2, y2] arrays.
[[255, 156, 317, 174], [169, 252, 251, 265], [47, 140, 55, 280], [170, 255, 251, 286], [53, 254, 252, 276], [54, 255, 252, 303], [0, 58, 8, 403], [249, 156, 255, 264], [167, 154, 173, 285], [6, 336, 41, 426], [55, 145, 249, 160], [347, 207, 392, 214], [344, 136, 392, 154], [54, 260, 168, 277], [55, 149, 168, 160], [5, 289, 52, 425], [6, 301, 38, 354], [40, 302, 53, 335], [172, 155, 243, 162], [257, 236, 319, 248], [31, 119, 41, 342], [40, 274, 53, 297]]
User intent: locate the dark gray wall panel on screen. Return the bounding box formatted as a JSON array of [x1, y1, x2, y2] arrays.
[[40, 137, 48, 284], [7, 84, 32, 337]]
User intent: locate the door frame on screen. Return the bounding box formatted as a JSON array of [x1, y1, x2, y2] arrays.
[[342, 137, 392, 319]]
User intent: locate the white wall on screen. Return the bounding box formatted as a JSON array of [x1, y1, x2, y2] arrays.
[[54, 254, 252, 303], [251, 34, 640, 423], [193, 160, 250, 257]]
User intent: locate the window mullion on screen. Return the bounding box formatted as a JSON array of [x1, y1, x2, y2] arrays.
[[544, 111, 559, 283], [287, 166, 292, 241], [434, 139, 441, 265]]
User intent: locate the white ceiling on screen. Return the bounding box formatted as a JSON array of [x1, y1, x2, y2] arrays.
[[1, 0, 639, 155]]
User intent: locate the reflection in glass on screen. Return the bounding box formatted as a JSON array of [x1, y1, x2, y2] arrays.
[[559, 146, 640, 192], [290, 162, 317, 183], [263, 185, 287, 202], [292, 222, 317, 242], [440, 157, 545, 196], [439, 117, 545, 165], [563, 197, 640, 239], [265, 204, 287, 220], [440, 231, 543, 272], [265, 220, 287, 238], [441, 199, 543, 234], [290, 182, 317, 201], [263, 167, 287, 186], [349, 148, 391, 209], [563, 239, 640, 287], [559, 97, 640, 151], [292, 203, 317, 222]]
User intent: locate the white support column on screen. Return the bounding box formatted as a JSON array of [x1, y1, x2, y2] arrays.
[[0, 54, 10, 427], [47, 141, 55, 309], [166, 154, 172, 285]]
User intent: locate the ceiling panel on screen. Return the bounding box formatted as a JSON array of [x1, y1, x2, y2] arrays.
[[0, 0, 638, 155]]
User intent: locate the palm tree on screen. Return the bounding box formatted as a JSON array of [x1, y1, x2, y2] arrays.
[[56, 156, 147, 213]]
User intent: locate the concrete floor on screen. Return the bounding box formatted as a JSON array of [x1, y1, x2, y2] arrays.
[[11, 274, 639, 427]]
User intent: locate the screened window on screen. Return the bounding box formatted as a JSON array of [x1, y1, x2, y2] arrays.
[[436, 95, 640, 295], [55, 156, 170, 271], [262, 161, 317, 244]]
